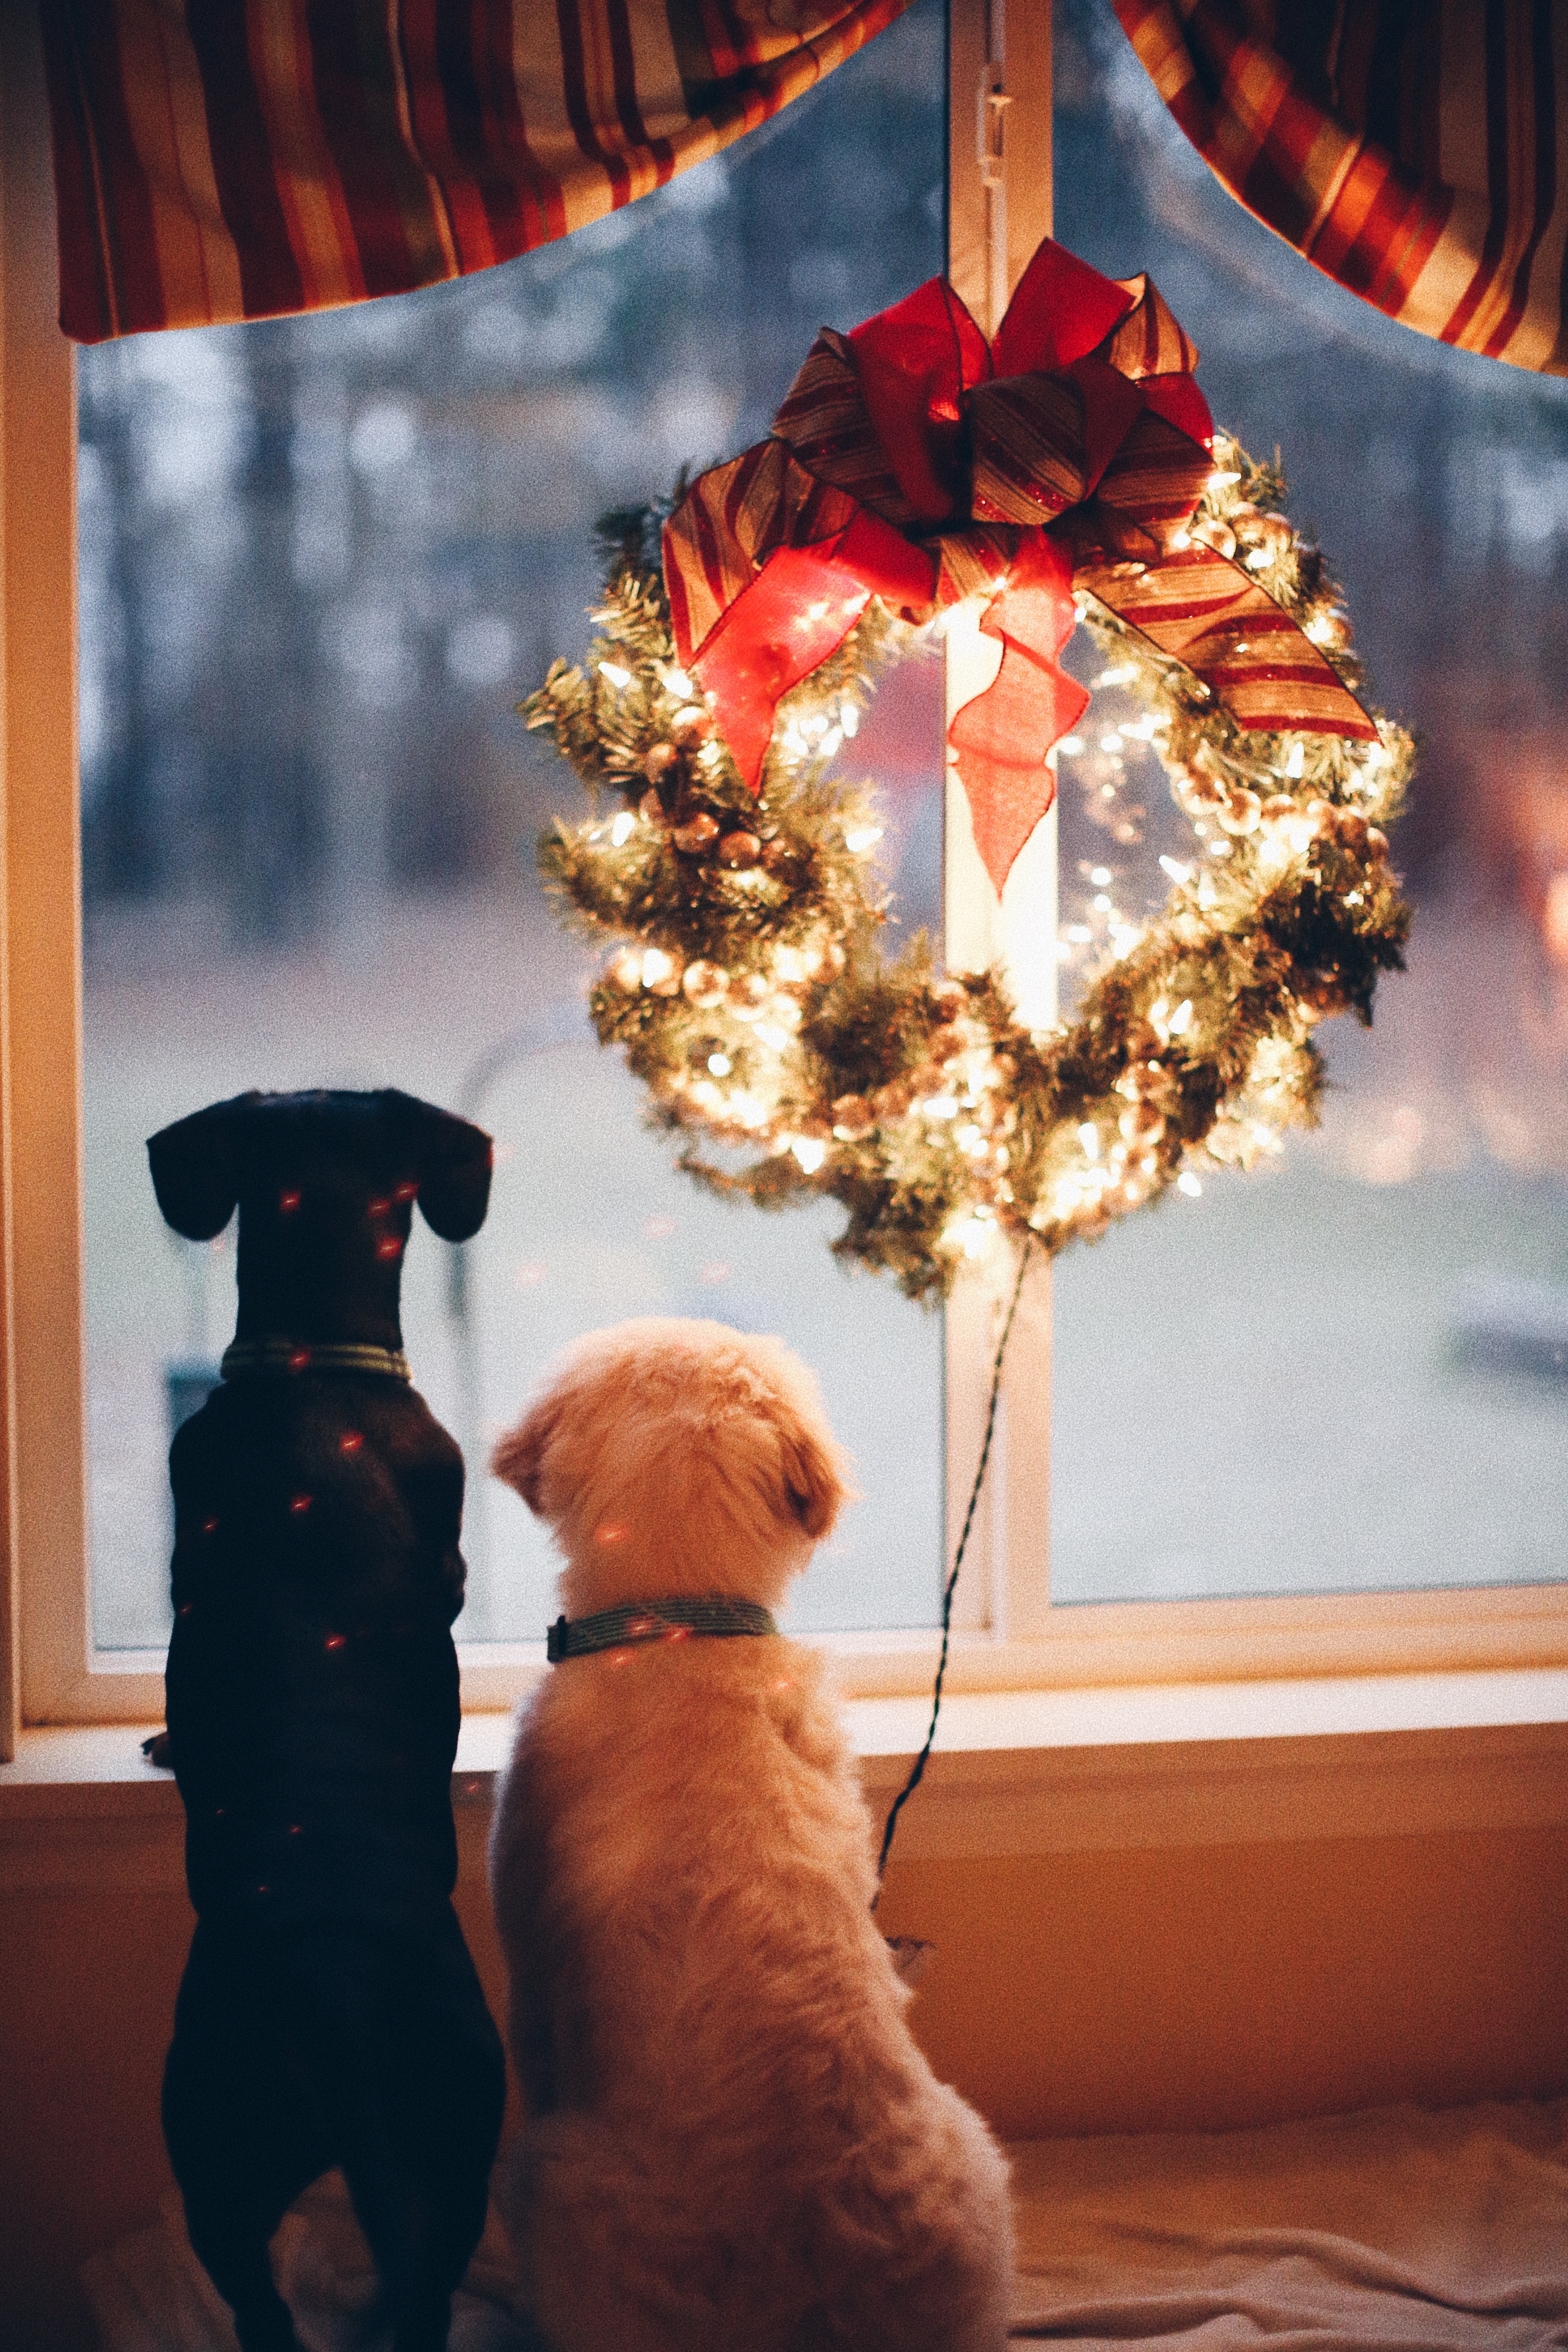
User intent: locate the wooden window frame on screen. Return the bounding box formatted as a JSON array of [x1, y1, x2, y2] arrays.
[[2, 0, 1564, 1745]]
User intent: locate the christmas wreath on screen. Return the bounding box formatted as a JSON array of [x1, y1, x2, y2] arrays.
[[523, 241, 1412, 1304]]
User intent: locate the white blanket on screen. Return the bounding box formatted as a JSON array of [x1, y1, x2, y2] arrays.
[[83, 2099, 1568, 2350], [1009, 2099, 1568, 2348]]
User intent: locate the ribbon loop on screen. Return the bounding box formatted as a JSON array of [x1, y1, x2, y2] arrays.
[[773, 330, 922, 525], [1101, 275, 1200, 380], [663, 235, 1375, 897]]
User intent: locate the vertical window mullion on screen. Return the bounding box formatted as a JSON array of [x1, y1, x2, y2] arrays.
[[943, 0, 1056, 1641], [2, 0, 101, 1733]]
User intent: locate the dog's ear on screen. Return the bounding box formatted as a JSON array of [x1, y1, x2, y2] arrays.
[[395, 1096, 492, 1242], [147, 1096, 252, 1241], [492, 1397, 559, 1517], [777, 1408, 849, 1541]]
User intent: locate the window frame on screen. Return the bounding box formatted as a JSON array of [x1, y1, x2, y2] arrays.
[[3, 0, 1565, 1746]]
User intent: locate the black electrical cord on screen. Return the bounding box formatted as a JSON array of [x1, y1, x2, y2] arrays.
[[873, 1235, 1033, 1898]]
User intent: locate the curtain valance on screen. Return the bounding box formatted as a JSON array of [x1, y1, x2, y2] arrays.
[[1114, 0, 1568, 375], [42, 0, 910, 343]]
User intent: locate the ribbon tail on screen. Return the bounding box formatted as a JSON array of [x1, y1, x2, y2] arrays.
[[693, 548, 873, 793], [1081, 546, 1378, 741], [947, 535, 1087, 898], [692, 511, 939, 794]]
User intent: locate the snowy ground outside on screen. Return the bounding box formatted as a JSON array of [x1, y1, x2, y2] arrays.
[[86, 878, 1568, 1650]]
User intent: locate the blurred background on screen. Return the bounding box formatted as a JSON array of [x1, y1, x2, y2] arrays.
[[1047, 0, 1568, 1602], [78, 0, 1568, 1647], [78, 0, 947, 1648]]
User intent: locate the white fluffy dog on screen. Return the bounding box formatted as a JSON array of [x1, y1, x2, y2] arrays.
[[488, 1316, 1014, 2352]]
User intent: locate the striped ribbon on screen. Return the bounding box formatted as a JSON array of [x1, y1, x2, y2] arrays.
[[546, 1597, 777, 1659], [664, 234, 1375, 896], [42, 0, 913, 343], [1114, 0, 1568, 376]]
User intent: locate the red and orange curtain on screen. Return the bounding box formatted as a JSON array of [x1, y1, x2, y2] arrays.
[[1114, 0, 1568, 375], [41, 0, 912, 343], [43, 0, 1568, 376]]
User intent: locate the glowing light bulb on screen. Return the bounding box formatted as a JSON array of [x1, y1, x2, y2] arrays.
[[707, 1052, 732, 1076], [610, 811, 636, 846], [789, 1136, 828, 1173], [597, 661, 632, 688]]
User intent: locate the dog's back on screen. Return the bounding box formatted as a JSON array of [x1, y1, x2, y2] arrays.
[[490, 1480, 1014, 2352], [167, 1370, 466, 1925]]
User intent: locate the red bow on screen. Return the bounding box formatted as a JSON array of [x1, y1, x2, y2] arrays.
[[663, 238, 1374, 895]]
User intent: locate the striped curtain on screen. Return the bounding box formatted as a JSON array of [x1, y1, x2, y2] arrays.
[[1114, 0, 1568, 375], [42, 0, 911, 344]]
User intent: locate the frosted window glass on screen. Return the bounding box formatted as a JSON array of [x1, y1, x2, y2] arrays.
[[80, 0, 947, 1647], [1051, 0, 1568, 1600]]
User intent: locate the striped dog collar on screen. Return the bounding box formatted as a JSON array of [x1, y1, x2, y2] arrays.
[[221, 1338, 412, 1382], [546, 1597, 777, 1662]]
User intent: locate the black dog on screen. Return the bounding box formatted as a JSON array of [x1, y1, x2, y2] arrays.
[[149, 1088, 507, 2352]]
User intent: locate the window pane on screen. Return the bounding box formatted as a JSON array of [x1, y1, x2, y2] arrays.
[[80, 0, 946, 1650], [1050, 0, 1568, 1600]]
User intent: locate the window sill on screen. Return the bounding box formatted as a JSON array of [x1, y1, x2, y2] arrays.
[[455, 1585, 1568, 1711], [31, 1584, 1568, 1723], [2, 1667, 1564, 1888]]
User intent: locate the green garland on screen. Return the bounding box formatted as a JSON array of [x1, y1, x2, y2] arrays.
[[524, 434, 1412, 1302]]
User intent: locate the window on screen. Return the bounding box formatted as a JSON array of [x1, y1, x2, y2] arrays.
[[4, 0, 1563, 1740], [73, 0, 949, 1668], [1047, 0, 1568, 1610]]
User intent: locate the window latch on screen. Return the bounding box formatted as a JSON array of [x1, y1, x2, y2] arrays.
[[978, 64, 1011, 191]]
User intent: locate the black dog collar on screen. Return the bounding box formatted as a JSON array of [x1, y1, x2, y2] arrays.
[[546, 1598, 777, 1662], [221, 1338, 412, 1382]]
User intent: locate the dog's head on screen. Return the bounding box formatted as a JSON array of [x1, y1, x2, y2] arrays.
[[492, 1319, 852, 1614], [147, 1089, 492, 1351]]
